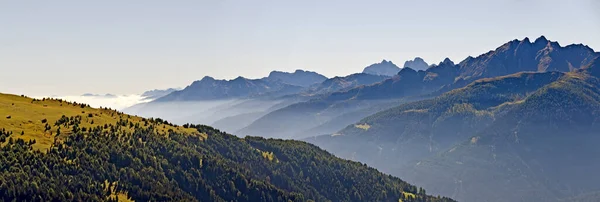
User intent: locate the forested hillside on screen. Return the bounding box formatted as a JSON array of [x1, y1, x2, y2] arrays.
[[0, 93, 453, 202]]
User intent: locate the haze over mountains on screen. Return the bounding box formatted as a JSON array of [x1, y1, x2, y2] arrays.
[[121, 36, 600, 201], [237, 57, 460, 139], [122, 66, 394, 132], [124, 36, 599, 140]]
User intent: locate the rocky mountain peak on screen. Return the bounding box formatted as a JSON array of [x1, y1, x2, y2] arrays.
[[362, 59, 401, 76], [403, 57, 429, 71]]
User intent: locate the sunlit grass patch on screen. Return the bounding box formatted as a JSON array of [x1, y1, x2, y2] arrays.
[[402, 191, 416, 200], [354, 123, 371, 130], [0, 93, 198, 151]]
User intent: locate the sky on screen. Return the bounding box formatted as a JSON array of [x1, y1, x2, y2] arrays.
[[1, 0, 599, 96]]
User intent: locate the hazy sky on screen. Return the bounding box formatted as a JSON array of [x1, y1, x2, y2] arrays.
[[1, 0, 599, 96]]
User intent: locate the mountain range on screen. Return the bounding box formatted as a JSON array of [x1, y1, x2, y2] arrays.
[[123, 64, 395, 133], [306, 37, 600, 201], [266, 69, 328, 87], [81, 93, 118, 98], [121, 36, 600, 201], [141, 88, 179, 100], [236, 58, 460, 139], [154, 70, 327, 102], [238, 36, 598, 139], [361, 57, 429, 76], [153, 76, 300, 102], [125, 36, 599, 142]]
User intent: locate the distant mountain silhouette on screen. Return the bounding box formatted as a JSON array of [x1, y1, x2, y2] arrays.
[[141, 88, 178, 100], [362, 60, 401, 76], [403, 57, 429, 71], [81, 93, 117, 98], [266, 69, 327, 87], [154, 69, 328, 102], [337, 58, 457, 101], [154, 76, 302, 101]]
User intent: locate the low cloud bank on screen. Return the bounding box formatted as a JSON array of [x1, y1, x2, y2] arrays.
[[39, 94, 152, 110]]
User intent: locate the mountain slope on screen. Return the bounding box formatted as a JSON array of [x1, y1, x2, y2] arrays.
[[309, 57, 600, 202], [561, 191, 600, 202], [141, 88, 179, 100], [306, 73, 389, 95], [155, 76, 303, 102], [298, 100, 406, 137], [192, 97, 305, 133], [211, 111, 266, 133], [155, 69, 327, 102], [237, 72, 391, 139], [405, 66, 600, 202], [307, 71, 565, 169], [0, 93, 453, 202]]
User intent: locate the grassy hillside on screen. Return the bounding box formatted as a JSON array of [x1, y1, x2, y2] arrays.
[[0, 92, 453, 202], [0, 93, 197, 151]]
